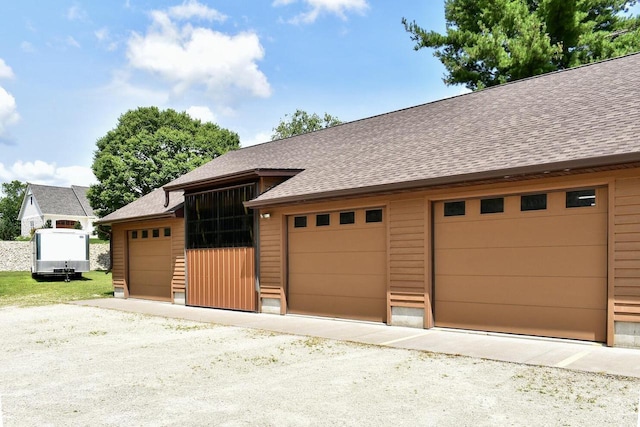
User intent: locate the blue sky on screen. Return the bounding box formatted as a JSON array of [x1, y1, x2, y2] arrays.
[[0, 0, 464, 188]]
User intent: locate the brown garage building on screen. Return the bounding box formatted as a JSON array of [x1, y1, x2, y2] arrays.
[[98, 53, 640, 347]]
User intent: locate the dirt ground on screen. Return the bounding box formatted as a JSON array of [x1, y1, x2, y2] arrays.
[[0, 304, 638, 426]]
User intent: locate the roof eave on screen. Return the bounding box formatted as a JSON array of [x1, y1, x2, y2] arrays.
[[244, 153, 640, 209], [163, 168, 303, 193], [94, 209, 181, 226]]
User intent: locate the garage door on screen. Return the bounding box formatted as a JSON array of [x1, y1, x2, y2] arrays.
[[434, 188, 607, 342], [288, 208, 387, 322], [128, 228, 172, 301]]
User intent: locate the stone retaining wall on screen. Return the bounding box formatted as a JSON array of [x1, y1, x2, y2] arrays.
[[0, 241, 110, 272]]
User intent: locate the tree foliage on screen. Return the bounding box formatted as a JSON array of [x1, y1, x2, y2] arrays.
[[403, 0, 640, 90], [0, 180, 27, 241], [271, 109, 342, 140], [89, 107, 240, 218]]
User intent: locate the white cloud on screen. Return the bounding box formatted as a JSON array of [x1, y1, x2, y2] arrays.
[[20, 41, 35, 53], [0, 59, 14, 79], [0, 160, 96, 187], [240, 130, 271, 147], [274, 0, 368, 24], [0, 86, 20, 139], [186, 105, 216, 123], [126, 7, 271, 101], [95, 27, 109, 41], [168, 0, 227, 22], [67, 36, 81, 48], [67, 5, 89, 22]]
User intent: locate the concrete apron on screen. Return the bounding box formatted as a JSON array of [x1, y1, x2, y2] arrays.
[[73, 298, 640, 379]]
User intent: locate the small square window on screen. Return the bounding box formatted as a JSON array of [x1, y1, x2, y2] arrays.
[[340, 211, 355, 225], [481, 198, 504, 214], [365, 209, 383, 223], [142, 230, 148, 238], [152, 229, 160, 238], [566, 189, 596, 208], [316, 213, 330, 226], [521, 194, 547, 211], [131, 231, 138, 239], [294, 216, 307, 228], [164, 228, 171, 237], [444, 201, 465, 217]]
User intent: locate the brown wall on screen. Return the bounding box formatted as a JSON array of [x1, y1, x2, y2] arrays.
[[258, 166, 640, 344], [614, 177, 640, 324], [110, 217, 185, 301]]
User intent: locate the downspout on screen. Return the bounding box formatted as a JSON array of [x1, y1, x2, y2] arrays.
[[164, 190, 170, 208]]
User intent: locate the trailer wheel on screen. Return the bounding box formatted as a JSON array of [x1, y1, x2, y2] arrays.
[[74, 273, 82, 279], [31, 272, 38, 280]]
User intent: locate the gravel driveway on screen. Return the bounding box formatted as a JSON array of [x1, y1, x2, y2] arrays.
[[0, 304, 638, 426]]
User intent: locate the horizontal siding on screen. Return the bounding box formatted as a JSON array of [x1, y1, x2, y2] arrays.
[[111, 224, 126, 294], [170, 219, 185, 293], [614, 177, 640, 323], [259, 213, 282, 290], [388, 199, 425, 294]]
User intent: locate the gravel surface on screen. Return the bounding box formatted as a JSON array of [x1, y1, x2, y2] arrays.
[[1, 304, 639, 426]]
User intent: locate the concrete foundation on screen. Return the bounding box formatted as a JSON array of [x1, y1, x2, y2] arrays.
[[614, 321, 640, 348], [261, 297, 281, 315], [173, 291, 186, 305], [114, 287, 125, 299], [390, 306, 424, 328]]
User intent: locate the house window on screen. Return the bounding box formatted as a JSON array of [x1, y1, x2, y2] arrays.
[[444, 201, 465, 217], [481, 198, 504, 214], [185, 184, 256, 249], [340, 211, 355, 225], [131, 231, 138, 239], [142, 230, 148, 239], [521, 194, 547, 211], [316, 214, 330, 227], [566, 189, 596, 208], [164, 228, 171, 237], [294, 216, 307, 228], [152, 229, 160, 238], [365, 209, 383, 223]]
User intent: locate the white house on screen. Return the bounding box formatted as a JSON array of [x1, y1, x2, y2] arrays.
[[18, 184, 97, 237]]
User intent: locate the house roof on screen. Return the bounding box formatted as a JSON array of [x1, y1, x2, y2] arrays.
[[162, 52, 640, 208], [26, 184, 95, 217], [96, 187, 184, 224]]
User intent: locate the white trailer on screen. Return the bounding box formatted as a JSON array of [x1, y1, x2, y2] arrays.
[[32, 229, 90, 280]]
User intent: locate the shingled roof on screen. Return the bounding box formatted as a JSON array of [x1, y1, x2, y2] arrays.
[[28, 184, 95, 216], [162, 52, 640, 208], [97, 188, 184, 224]]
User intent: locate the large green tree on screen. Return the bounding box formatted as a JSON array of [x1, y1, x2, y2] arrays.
[[403, 0, 640, 90], [89, 107, 240, 219], [271, 109, 342, 140], [0, 180, 27, 241]]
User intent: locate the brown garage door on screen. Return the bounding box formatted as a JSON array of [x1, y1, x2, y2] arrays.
[[288, 208, 387, 322], [434, 187, 607, 342], [128, 229, 172, 301]]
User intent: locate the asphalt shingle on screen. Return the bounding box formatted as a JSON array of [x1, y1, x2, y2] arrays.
[[164, 53, 640, 207]]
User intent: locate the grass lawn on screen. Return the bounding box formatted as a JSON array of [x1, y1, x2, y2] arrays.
[[0, 271, 113, 307]]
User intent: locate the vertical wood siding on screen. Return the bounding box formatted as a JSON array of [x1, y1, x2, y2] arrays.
[[186, 247, 256, 311], [259, 213, 284, 309], [614, 177, 640, 323], [388, 199, 426, 308]]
